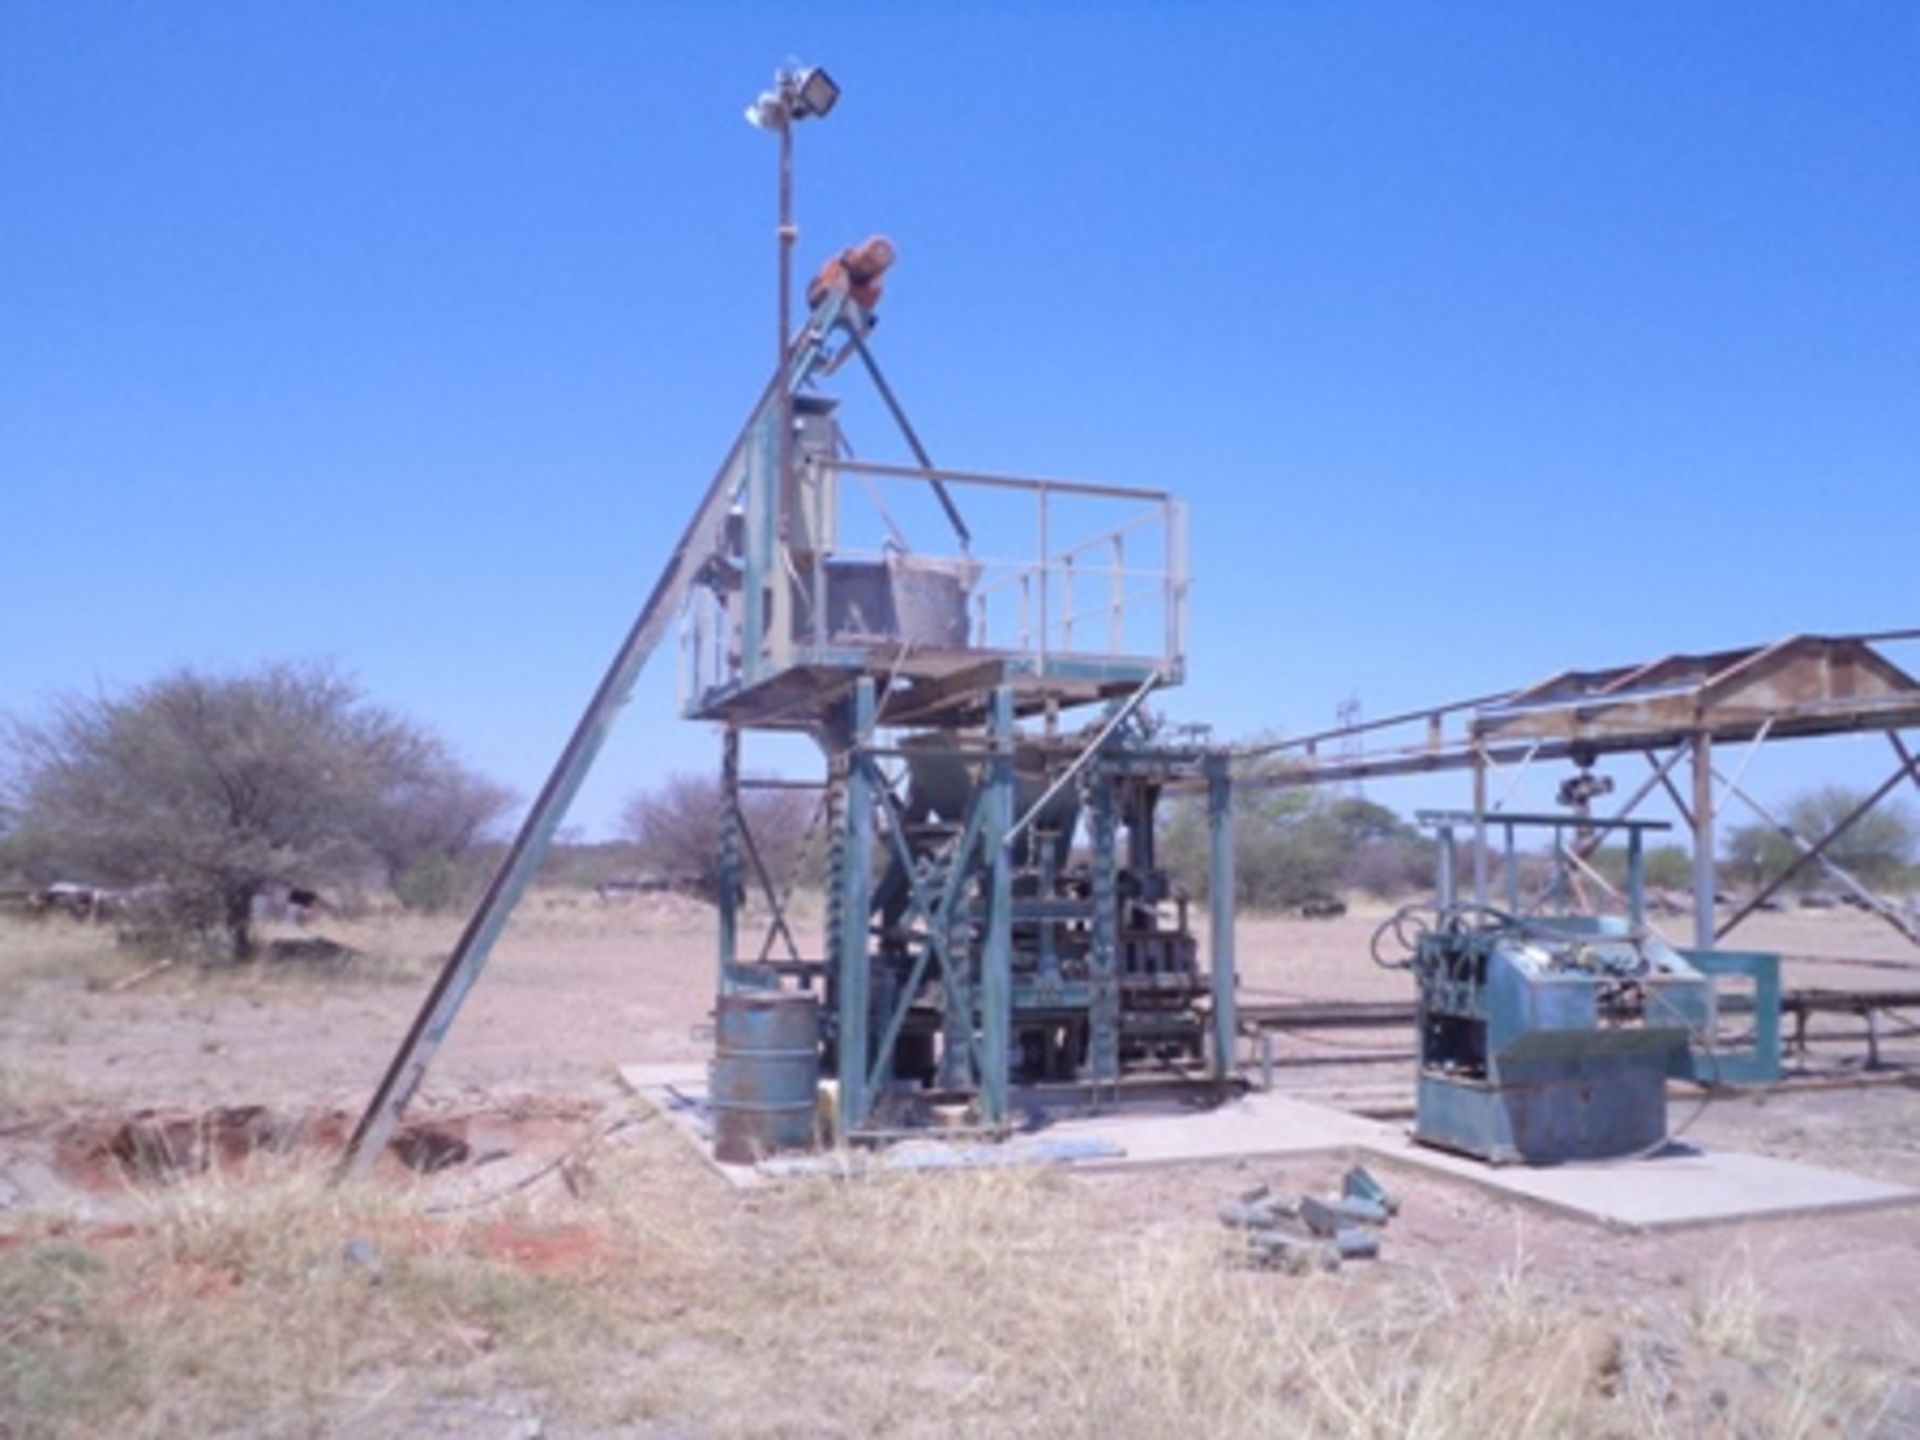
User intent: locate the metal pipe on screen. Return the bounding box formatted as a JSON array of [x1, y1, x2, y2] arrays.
[[826, 456, 1171, 503], [1239, 692, 1508, 758]]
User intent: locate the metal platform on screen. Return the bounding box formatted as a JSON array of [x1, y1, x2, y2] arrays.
[[688, 648, 1167, 732]]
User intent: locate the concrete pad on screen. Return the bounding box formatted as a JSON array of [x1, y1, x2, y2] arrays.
[[619, 1061, 1920, 1229], [619, 1063, 1390, 1187], [1053, 1089, 1392, 1170], [1358, 1131, 1920, 1233]]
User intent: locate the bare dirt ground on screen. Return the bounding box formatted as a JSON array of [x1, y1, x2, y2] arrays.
[[3, 895, 1919, 1436]]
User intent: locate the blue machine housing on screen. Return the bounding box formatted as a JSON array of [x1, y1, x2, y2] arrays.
[[1412, 915, 1713, 1165]]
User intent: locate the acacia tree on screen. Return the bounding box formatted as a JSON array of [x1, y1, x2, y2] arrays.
[[1161, 749, 1344, 909], [620, 773, 816, 902], [362, 751, 516, 912], [4, 662, 511, 957], [1724, 785, 1917, 892]]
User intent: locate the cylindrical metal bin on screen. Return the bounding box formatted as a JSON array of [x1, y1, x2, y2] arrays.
[[710, 990, 822, 1164]]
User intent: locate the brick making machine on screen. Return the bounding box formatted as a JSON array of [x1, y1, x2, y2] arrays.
[[1374, 813, 1721, 1164]]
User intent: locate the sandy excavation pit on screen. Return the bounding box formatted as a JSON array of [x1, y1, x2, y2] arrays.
[[21, 1098, 616, 1203]]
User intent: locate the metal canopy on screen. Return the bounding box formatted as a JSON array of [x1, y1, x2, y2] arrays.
[[1234, 628, 1920, 954], [1248, 630, 1920, 788], [1475, 632, 1920, 751]]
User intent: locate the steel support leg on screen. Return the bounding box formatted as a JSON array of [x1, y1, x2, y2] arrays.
[[982, 686, 1015, 1128], [1626, 827, 1645, 929], [1691, 731, 1716, 951], [718, 726, 742, 992], [1088, 771, 1119, 1086], [836, 679, 877, 1138], [1471, 750, 1489, 906], [1207, 755, 1237, 1085]]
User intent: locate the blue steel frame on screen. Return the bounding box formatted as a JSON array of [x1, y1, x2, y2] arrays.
[[794, 695, 1235, 1142], [664, 263, 1231, 1147]]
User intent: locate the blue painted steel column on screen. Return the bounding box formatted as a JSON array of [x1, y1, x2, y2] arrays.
[[1206, 755, 1237, 1083], [836, 678, 877, 1138], [717, 726, 742, 992], [982, 686, 1015, 1127], [1626, 827, 1646, 929], [1088, 769, 1119, 1084]]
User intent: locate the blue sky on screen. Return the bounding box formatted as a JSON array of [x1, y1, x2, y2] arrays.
[[3, 3, 1916, 839]]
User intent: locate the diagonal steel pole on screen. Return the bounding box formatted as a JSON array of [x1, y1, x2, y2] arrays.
[[1891, 731, 1920, 800], [338, 297, 850, 1181], [1715, 756, 1920, 944], [1645, 747, 1695, 830], [848, 329, 970, 551]]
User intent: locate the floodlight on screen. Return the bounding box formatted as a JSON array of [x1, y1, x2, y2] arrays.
[[744, 91, 786, 131], [790, 66, 840, 120]]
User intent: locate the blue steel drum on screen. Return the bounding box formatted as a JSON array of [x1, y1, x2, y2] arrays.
[[710, 991, 822, 1163]]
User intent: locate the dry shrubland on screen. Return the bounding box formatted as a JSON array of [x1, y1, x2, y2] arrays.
[[2, 1124, 1904, 1438], [3, 905, 1916, 1436]]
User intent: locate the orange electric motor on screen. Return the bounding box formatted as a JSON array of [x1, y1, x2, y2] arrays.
[[807, 235, 896, 311]]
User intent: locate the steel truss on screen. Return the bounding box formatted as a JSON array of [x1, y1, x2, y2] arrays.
[[1237, 631, 1920, 951]]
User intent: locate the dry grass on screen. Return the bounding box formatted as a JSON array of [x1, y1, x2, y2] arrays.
[[0, 1063, 91, 1120], [1, 1120, 1903, 1439], [2, 894, 1914, 1435], [0, 920, 132, 998]]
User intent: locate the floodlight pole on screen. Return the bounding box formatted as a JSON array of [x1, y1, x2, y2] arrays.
[[778, 108, 794, 373], [777, 105, 795, 562]]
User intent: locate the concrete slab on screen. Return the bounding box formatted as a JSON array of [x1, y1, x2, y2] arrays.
[[620, 1064, 1390, 1188], [618, 1061, 1920, 1230], [1358, 1131, 1920, 1233], [617, 1062, 750, 1186], [1053, 1090, 1392, 1170]]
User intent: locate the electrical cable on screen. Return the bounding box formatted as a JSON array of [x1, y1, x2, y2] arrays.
[[422, 1113, 656, 1215]]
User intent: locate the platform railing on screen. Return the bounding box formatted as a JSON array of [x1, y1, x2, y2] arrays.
[[816, 458, 1187, 672], [680, 459, 1187, 713]]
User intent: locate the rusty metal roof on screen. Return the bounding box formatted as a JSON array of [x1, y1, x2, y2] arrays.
[[1236, 628, 1920, 788], [1472, 632, 1920, 750]]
